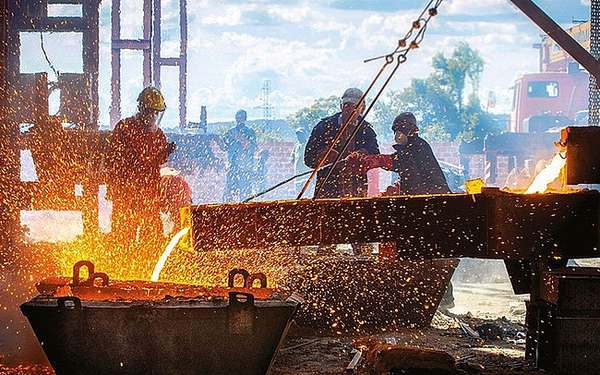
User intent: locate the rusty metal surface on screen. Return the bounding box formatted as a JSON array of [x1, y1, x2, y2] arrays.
[[21, 293, 298, 375], [539, 267, 600, 313], [561, 126, 600, 184], [528, 268, 600, 375], [35, 262, 281, 302], [186, 190, 600, 260]]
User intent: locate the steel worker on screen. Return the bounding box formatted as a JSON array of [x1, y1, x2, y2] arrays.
[[106, 86, 176, 249], [304, 88, 380, 198]]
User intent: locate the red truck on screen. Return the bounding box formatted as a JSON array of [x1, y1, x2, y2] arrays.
[[509, 21, 591, 133], [509, 69, 589, 133]]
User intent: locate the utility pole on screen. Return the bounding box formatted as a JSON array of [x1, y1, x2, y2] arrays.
[[262, 80, 272, 127]]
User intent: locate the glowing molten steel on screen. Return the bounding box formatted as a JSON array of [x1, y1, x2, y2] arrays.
[[151, 227, 190, 282], [525, 153, 566, 194]]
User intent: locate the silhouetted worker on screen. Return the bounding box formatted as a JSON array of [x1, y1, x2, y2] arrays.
[[363, 112, 453, 310], [106, 87, 175, 249], [367, 112, 450, 195], [254, 149, 270, 196], [304, 88, 380, 198], [223, 110, 257, 202], [291, 128, 310, 194]]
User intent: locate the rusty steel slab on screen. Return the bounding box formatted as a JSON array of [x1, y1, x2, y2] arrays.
[[184, 189, 600, 260]]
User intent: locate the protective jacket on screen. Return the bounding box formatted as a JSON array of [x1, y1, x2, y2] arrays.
[[106, 116, 171, 200], [304, 113, 379, 198], [389, 136, 450, 195]]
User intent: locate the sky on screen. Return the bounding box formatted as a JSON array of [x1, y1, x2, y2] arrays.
[[19, 0, 591, 128]]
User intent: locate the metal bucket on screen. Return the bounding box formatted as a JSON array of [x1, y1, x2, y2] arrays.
[[21, 264, 300, 375], [21, 293, 298, 375]]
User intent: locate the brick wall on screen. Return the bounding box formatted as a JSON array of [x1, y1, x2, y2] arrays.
[[184, 140, 495, 203], [185, 141, 296, 203], [429, 141, 461, 167]]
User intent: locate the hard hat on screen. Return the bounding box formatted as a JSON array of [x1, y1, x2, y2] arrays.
[[392, 112, 419, 133], [137, 86, 166, 112], [341, 88, 364, 105]]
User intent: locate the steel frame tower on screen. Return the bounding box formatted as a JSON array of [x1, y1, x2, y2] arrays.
[[110, 0, 187, 128]]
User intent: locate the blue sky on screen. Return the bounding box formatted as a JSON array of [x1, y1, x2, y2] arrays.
[[20, 0, 591, 127]]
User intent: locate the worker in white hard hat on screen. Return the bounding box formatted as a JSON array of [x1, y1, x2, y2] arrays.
[[106, 86, 176, 250], [304, 88, 380, 256], [304, 87, 380, 199]]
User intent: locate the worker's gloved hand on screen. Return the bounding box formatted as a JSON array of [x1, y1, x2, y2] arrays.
[[346, 151, 368, 173], [167, 142, 177, 155], [363, 154, 394, 171], [384, 181, 401, 196]]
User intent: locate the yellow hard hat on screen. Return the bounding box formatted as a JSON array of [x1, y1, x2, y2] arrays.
[[137, 86, 166, 112]]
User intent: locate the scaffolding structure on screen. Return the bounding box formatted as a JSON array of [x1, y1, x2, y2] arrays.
[[590, 0, 600, 126], [0, 0, 102, 251], [110, 0, 188, 128]]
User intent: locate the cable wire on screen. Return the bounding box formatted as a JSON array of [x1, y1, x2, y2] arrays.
[[298, 0, 443, 199], [40, 33, 60, 80]]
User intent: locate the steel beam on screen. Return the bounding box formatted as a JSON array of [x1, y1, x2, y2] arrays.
[[110, 0, 152, 127], [184, 189, 600, 261], [510, 0, 600, 81], [152, 0, 188, 128]]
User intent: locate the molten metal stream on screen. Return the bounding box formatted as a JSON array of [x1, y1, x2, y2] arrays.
[[525, 153, 566, 194], [151, 227, 190, 282]]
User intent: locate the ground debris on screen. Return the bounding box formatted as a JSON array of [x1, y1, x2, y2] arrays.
[[271, 314, 542, 375]]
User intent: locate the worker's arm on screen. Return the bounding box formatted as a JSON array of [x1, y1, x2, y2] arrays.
[[156, 130, 174, 165], [245, 127, 258, 153], [361, 126, 381, 155], [105, 120, 129, 174], [304, 120, 331, 169]]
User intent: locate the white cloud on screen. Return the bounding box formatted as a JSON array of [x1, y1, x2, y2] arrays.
[[87, 0, 572, 125], [444, 0, 512, 15], [267, 5, 312, 23], [201, 7, 243, 26]]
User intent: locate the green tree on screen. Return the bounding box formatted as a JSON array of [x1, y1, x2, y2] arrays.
[[373, 42, 499, 143], [432, 42, 484, 112], [287, 96, 340, 133]]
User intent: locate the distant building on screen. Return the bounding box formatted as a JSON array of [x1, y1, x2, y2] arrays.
[[540, 21, 590, 72]]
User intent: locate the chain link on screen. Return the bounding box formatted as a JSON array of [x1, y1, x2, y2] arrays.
[[589, 0, 600, 125], [300, 0, 444, 199]]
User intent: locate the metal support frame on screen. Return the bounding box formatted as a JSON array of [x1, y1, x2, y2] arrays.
[[0, 0, 102, 240], [111, 0, 188, 128], [153, 0, 187, 128], [510, 0, 600, 82], [0, 0, 20, 254], [590, 0, 600, 125], [110, 0, 152, 126]]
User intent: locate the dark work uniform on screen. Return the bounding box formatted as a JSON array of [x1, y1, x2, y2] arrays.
[[223, 124, 257, 202], [106, 117, 171, 248], [304, 113, 380, 198], [390, 136, 450, 195], [389, 135, 454, 309]]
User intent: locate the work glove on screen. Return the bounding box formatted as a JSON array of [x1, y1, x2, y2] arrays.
[[362, 154, 394, 171], [346, 151, 368, 173], [317, 149, 340, 165]]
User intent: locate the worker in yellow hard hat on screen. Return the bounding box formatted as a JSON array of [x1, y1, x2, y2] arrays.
[[106, 86, 176, 254]]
